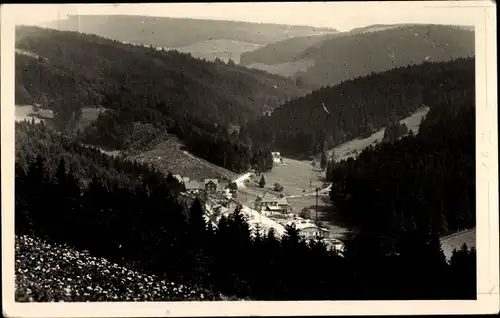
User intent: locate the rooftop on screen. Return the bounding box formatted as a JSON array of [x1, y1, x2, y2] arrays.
[[204, 179, 219, 185], [185, 181, 202, 190], [257, 192, 279, 203]]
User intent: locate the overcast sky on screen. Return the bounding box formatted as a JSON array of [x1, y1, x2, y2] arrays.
[[7, 2, 480, 32]]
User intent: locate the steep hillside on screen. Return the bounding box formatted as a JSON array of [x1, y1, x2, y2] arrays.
[[16, 235, 222, 301], [15, 26, 306, 124], [241, 24, 474, 87], [240, 33, 338, 66], [15, 26, 307, 173], [326, 87, 475, 237], [44, 15, 337, 48], [243, 57, 474, 158]]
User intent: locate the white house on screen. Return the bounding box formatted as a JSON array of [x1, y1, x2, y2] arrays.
[[286, 218, 329, 240], [254, 192, 292, 215], [271, 152, 283, 164]]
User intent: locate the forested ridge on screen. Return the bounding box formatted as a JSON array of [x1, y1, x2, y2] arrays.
[[326, 91, 475, 238], [244, 57, 474, 159], [44, 14, 337, 48], [16, 119, 476, 300], [240, 33, 338, 65], [15, 26, 304, 173], [242, 24, 474, 87]]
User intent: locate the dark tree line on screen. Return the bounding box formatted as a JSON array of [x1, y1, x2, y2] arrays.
[[326, 87, 475, 238], [15, 120, 184, 194], [16, 148, 476, 301], [245, 57, 474, 159], [16, 120, 475, 300]]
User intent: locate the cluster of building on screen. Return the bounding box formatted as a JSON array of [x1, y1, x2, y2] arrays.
[[173, 175, 231, 196], [176, 174, 344, 252]]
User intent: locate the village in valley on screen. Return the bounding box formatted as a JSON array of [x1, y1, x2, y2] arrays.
[[173, 151, 345, 252]]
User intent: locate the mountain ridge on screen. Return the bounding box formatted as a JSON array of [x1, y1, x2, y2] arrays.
[[43, 14, 338, 48], [241, 24, 474, 87]]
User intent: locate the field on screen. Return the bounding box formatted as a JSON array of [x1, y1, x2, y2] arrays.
[[15, 105, 53, 124], [326, 106, 430, 162], [164, 39, 264, 63], [15, 105, 107, 131], [247, 59, 315, 77], [130, 136, 238, 181]]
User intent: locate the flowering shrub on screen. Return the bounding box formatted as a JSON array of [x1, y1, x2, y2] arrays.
[[15, 235, 222, 302]]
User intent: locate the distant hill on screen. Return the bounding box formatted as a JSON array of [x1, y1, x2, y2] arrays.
[[15, 26, 306, 173], [240, 33, 338, 66], [241, 24, 475, 87], [41, 14, 337, 62], [15, 26, 307, 124], [162, 39, 264, 64]]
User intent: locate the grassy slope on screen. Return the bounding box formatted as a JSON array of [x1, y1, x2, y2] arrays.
[[15, 235, 224, 301], [327, 106, 430, 162], [129, 135, 238, 181], [164, 39, 264, 64], [44, 15, 337, 48]]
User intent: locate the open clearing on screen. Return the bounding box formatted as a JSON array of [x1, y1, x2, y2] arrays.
[[247, 59, 315, 78], [15, 105, 53, 123], [165, 39, 264, 64], [327, 106, 430, 162], [130, 136, 237, 181]]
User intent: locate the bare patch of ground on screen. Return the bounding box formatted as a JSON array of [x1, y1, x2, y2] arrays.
[[130, 136, 237, 181], [247, 59, 315, 78], [15, 105, 54, 123], [327, 106, 430, 162]]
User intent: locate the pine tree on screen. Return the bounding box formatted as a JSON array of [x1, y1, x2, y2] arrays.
[[320, 151, 328, 170], [259, 175, 266, 188]]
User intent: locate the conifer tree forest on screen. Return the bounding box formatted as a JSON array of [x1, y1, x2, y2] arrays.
[[244, 58, 474, 159], [14, 25, 477, 302]]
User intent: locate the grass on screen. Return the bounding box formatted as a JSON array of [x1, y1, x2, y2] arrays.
[[15, 105, 53, 124], [15, 234, 222, 302], [129, 135, 238, 181], [440, 228, 476, 260], [247, 59, 315, 78], [166, 39, 264, 64], [326, 106, 430, 162]]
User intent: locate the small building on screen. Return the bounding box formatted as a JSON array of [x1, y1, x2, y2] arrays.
[[204, 179, 219, 193], [287, 218, 329, 240], [271, 152, 282, 164], [185, 181, 202, 194], [255, 192, 292, 215]]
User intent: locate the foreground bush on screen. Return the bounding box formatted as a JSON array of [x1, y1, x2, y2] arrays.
[[15, 235, 222, 302]]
